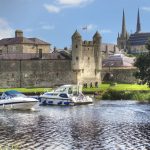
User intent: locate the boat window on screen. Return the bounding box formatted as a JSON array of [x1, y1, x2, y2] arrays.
[[55, 87, 67, 92], [59, 93, 68, 98], [68, 88, 72, 94]]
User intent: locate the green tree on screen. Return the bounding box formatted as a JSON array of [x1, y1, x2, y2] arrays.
[[134, 40, 150, 87]]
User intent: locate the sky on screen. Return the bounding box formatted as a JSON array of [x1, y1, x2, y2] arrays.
[[0, 0, 150, 49]]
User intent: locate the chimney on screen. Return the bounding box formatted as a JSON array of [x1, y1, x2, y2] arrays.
[[15, 30, 23, 38]]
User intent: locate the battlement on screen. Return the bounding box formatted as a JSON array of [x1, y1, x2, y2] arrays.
[[82, 40, 93, 46]]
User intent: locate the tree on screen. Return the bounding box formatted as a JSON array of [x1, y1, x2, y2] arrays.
[[134, 40, 150, 87]]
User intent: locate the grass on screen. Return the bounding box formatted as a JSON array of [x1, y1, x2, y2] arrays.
[[0, 84, 150, 96], [83, 84, 150, 93], [0, 88, 52, 94], [0, 84, 150, 101]]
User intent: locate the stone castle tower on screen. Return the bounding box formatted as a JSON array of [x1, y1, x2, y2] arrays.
[[71, 30, 102, 86], [117, 10, 129, 51]]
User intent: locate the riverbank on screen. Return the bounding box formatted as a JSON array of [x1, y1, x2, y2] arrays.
[[0, 84, 150, 102]]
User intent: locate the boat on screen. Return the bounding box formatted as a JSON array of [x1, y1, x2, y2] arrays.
[[0, 90, 38, 110], [39, 84, 93, 106]]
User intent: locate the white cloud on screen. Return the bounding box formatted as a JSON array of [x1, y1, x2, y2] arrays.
[[41, 25, 55, 30], [57, 0, 93, 7], [141, 7, 150, 12], [44, 4, 61, 13], [87, 24, 97, 31], [0, 18, 14, 39], [44, 0, 94, 13], [100, 29, 112, 34], [24, 28, 33, 32]]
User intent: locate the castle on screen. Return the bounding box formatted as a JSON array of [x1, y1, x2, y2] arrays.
[[117, 9, 150, 54], [1, 9, 148, 88], [0, 30, 102, 88]]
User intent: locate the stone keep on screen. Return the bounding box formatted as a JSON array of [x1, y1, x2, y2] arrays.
[[71, 30, 102, 86]]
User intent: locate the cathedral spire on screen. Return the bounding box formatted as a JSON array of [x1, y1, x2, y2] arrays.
[[121, 9, 126, 37], [136, 8, 141, 33]]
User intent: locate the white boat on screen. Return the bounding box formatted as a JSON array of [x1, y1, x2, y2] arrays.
[[0, 90, 38, 110], [39, 84, 93, 106]]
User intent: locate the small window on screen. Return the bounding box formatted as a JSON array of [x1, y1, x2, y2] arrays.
[[76, 57, 79, 60], [59, 93, 68, 98], [76, 45, 78, 48], [0, 50, 2, 55], [57, 55, 61, 59], [88, 57, 90, 60]]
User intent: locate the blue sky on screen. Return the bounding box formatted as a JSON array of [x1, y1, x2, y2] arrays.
[[0, 0, 150, 48]]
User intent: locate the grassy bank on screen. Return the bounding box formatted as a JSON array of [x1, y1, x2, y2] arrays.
[[83, 84, 150, 102], [0, 88, 52, 94], [83, 84, 150, 93], [101, 89, 150, 102], [0, 84, 150, 102]]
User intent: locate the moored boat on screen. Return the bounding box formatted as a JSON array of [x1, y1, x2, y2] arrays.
[[0, 90, 38, 110], [39, 84, 93, 106]]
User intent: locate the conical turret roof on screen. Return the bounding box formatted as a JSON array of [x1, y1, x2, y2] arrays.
[[72, 30, 82, 38], [93, 31, 101, 38]]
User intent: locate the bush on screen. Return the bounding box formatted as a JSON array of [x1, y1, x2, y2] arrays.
[[102, 89, 150, 101], [102, 89, 133, 100]]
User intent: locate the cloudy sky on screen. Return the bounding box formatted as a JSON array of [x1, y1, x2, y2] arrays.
[[0, 0, 150, 48]]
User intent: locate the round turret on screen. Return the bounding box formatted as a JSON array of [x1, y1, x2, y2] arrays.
[[72, 30, 82, 39], [93, 31, 101, 39]]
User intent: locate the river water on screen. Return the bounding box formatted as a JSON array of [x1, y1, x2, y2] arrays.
[[0, 100, 150, 150]]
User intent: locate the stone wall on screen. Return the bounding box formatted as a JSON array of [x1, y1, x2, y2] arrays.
[[0, 44, 50, 54], [0, 60, 76, 88], [102, 67, 138, 83], [22, 44, 50, 53]]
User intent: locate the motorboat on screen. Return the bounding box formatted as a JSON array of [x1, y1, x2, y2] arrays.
[[0, 90, 38, 110], [39, 84, 93, 106]]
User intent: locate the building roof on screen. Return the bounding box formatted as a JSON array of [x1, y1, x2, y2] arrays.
[[128, 32, 150, 46], [0, 37, 50, 46], [102, 54, 135, 67]]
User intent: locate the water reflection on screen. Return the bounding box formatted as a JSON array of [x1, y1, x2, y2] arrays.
[[0, 101, 150, 150]]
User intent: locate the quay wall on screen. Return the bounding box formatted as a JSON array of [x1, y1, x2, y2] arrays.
[[0, 60, 76, 88], [102, 67, 138, 84]]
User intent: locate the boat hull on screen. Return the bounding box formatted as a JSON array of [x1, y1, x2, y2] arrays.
[[39, 97, 74, 106], [0, 101, 37, 110], [39, 97, 93, 106]]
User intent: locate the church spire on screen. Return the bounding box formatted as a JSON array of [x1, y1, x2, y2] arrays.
[[121, 9, 126, 37], [136, 8, 141, 33]]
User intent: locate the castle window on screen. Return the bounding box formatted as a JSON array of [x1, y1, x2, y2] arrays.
[[76, 45, 78, 48], [88, 57, 90, 60], [12, 73, 14, 78], [57, 55, 61, 59], [76, 57, 79, 60], [0, 50, 2, 55], [56, 73, 59, 77]]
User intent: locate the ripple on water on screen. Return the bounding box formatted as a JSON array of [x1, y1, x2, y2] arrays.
[[0, 101, 149, 150]]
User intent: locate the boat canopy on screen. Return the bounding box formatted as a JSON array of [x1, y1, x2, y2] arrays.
[[1, 90, 26, 99]]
